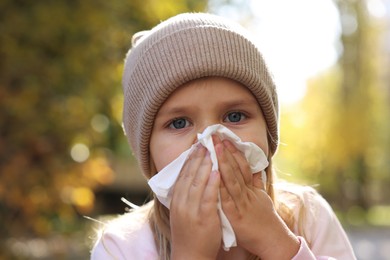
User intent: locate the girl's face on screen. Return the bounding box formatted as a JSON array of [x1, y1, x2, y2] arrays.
[[150, 77, 269, 173]]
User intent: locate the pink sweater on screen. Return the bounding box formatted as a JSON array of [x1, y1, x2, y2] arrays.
[[91, 186, 356, 259]]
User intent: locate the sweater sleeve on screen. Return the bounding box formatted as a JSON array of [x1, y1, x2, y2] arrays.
[[90, 210, 158, 260], [290, 187, 356, 260], [91, 229, 128, 260], [292, 236, 335, 260]]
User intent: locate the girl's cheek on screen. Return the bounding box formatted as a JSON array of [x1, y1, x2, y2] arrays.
[[152, 149, 182, 172]]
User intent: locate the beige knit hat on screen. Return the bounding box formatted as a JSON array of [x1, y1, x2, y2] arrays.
[[122, 13, 279, 179]]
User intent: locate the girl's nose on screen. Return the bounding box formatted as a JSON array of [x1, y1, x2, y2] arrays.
[[192, 121, 219, 144], [196, 124, 212, 137], [198, 119, 220, 133]]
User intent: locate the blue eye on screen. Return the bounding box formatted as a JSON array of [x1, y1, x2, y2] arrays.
[[225, 112, 246, 123], [169, 118, 189, 129]]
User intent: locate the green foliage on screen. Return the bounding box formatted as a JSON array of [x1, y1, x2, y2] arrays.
[[0, 0, 206, 257]]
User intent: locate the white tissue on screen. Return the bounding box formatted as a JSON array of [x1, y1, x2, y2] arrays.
[[148, 124, 269, 250]]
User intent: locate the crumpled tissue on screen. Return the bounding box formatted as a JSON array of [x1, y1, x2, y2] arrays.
[[148, 124, 269, 250]]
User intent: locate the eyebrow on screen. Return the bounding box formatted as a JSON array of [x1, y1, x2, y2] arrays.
[[156, 106, 194, 118], [217, 99, 259, 110]]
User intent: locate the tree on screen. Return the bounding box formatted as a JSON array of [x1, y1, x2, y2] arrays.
[[276, 0, 390, 217], [0, 0, 207, 258]]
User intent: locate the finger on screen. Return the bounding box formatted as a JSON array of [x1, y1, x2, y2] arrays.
[[223, 139, 253, 187], [213, 136, 248, 188], [213, 135, 245, 186], [219, 142, 246, 187], [215, 140, 243, 201], [173, 146, 207, 206], [219, 177, 237, 213], [188, 150, 213, 206], [178, 145, 206, 184], [199, 170, 220, 214]]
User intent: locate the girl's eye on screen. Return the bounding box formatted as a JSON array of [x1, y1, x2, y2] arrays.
[[225, 112, 246, 123], [169, 118, 190, 129]]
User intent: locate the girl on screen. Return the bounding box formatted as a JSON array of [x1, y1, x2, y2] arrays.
[[91, 13, 356, 259]]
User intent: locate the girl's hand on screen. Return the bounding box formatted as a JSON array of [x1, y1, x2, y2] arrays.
[[214, 136, 300, 259], [170, 145, 221, 260]]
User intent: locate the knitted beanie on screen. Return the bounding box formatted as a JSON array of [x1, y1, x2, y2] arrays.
[[122, 13, 279, 179]]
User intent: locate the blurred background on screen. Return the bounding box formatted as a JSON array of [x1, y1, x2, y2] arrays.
[[1, 0, 389, 259]]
